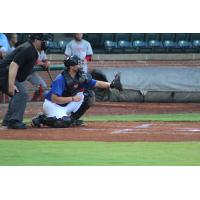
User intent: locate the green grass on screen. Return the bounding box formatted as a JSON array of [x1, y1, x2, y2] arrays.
[[0, 140, 200, 165], [1, 113, 200, 123], [83, 113, 200, 122]]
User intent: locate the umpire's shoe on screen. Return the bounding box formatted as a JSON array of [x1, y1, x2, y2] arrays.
[[2, 120, 8, 127], [7, 120, 27, 129]]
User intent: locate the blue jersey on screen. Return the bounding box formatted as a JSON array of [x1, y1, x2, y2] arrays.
[[45, 74, 96, 104]]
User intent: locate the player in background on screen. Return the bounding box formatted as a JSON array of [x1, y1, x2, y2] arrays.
[[0, 33, 9, 59], [26, 45, 50, 101], [7, 33, 18, 54], [64, 33, 93, 73]]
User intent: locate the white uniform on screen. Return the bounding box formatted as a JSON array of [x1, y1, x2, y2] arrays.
[[43, 92, 84, 119], [38, 50, 47, 61], [64, 39, 93, 72]]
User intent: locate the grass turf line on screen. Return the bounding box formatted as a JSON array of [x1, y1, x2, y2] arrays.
[[83, 113, 200, 122], [0, 140, 200, 166], [1, 113, 200, 124]]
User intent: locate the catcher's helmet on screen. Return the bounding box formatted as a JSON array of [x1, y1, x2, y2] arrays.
[[64, 55, 82, 68]]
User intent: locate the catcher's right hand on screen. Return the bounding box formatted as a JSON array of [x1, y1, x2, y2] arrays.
[[110, 72, 123, 91]]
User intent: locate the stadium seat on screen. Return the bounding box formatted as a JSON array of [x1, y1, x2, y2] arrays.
[[58, 40, 68, 52], [145, 33, 163, 52], [46, 41, 61, 53], [104, 40, 117, 53], [118, 40, 132, 52], [175, 33, 192, 52], [189, 33, 200, 52], [163, 40, 177, 48], [100, 33, 115, 47], [160, 33, 177, 52], [193, 40, 200, 47], [177, 40, 192, 48], [118, 40, 132, 48], [132, 40, 146, 47], [132, 40, 147, 52], [131, 34, 147, 52], [46, 41, 54, 48], [148, 40, 163, 52]]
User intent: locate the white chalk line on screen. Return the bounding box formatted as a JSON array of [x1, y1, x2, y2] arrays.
[[111, 124, 200, 135], [112, 124, 152, 134]]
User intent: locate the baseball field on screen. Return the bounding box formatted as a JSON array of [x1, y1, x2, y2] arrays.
[[1, 102, 200, 166]]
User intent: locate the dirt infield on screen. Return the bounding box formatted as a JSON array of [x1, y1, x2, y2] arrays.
[[1, 122, 200, 142], [1, 102, 200, 118], [1, 102, 200, 142]]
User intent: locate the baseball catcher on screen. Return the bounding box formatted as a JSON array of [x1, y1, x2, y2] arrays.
[[32, 55, 123, 128]]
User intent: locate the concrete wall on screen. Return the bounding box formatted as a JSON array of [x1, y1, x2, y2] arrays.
[[48, 53, 200, 61]]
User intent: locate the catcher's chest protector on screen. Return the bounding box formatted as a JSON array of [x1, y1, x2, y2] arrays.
[[62, 71, 83, 97]]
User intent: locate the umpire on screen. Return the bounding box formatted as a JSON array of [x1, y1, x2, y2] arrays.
[[0, 33, 50, 129]]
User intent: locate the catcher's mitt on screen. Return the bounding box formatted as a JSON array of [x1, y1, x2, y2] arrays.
[[110, 72, 123, 91]]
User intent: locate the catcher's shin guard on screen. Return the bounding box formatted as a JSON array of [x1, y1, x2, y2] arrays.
[[70, 90, 94, 121]]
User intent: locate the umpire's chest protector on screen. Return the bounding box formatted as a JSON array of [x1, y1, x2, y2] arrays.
[[61, 70, 83, 97]]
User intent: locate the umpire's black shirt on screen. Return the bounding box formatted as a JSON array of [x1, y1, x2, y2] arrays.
[[0, 41, 38, 83]]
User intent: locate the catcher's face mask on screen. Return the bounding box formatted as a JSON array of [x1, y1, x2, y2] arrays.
[[72, 58, 84, 72], [73, 63, 83, 73]]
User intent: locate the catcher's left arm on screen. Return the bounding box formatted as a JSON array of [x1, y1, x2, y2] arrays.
[[95, 72, 123, 91]]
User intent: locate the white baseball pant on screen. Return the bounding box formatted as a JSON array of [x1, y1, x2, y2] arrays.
[[43, 92, 84, 118]]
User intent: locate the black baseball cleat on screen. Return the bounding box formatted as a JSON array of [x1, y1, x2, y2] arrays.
[[71, 119, 86, 127], [31, 113, 46, 128], [1, 120, 8, 127], [7, 120, 27, 129]]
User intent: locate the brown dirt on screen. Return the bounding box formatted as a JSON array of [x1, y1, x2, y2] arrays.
[[1, 102, 200, 142], [1, 122, 200, 142], [1, 102, 200, 118]]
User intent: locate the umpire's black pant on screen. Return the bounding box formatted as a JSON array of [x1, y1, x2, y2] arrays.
[[0, 80, 28, 123]]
